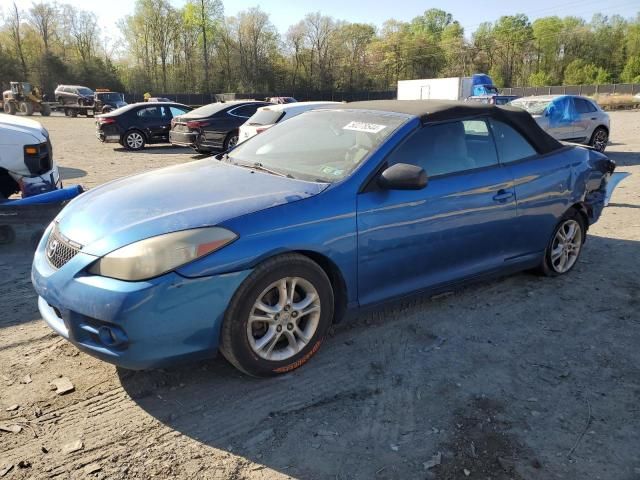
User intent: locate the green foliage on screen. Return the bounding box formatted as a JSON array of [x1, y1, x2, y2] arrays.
[[1, 3, 639, 94], [621, 56, 640, 83], [528, 71, 553, 87], [563, 59, 611, 85]]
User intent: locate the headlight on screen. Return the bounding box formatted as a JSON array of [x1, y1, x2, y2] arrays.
[[88, 227, 237, 281]]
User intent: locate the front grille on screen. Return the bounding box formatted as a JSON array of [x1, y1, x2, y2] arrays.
[[45, 226, 82, 269]]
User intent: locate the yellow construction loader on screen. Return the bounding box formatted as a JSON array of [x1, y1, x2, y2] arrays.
[[2, 82, 51, 116]]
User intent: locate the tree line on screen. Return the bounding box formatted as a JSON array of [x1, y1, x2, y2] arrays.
[[1, 1, 639, 97]]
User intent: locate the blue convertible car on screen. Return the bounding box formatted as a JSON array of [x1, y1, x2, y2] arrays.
[[32, 100, 615, 376]]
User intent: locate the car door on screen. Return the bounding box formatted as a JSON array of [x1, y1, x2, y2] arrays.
[[356, 118, 517, 306], [572, 97, 598, 143], [135, 106, 168, 143], [489, 118, 572, 259], [545, 96, 576, 140]]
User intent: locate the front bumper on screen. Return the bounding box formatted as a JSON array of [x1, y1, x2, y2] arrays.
[[169, 130, 197, 147], [32, 228, 251, 369]]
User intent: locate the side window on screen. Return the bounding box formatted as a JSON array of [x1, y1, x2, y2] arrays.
[[169, 106, 188, 117], [489, 119, 537, 163], [159, 106, 171, 118], [386, 120, 498, 177], [137, 106, 161, 119], [575, 98, 597, 113], [230, 104, 261, 118]]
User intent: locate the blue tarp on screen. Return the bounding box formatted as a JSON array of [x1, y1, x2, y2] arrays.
[[547, 96, 578, 126]]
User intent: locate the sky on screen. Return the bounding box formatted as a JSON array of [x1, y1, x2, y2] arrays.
[[8, 0, 640, 45]]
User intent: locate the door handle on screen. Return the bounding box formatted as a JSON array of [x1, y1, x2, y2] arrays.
[[493, 189, 514, 203], [590, 117, 597, 120]]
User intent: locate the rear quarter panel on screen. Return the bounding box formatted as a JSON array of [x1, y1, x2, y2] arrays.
[[506, 146, 611, 256]]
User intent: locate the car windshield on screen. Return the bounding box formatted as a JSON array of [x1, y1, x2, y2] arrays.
[[98, 92, 124, 101], [246, 108, 285, 126], [226, 110, 407, 183], [78, 87, 94, 96], [510, 98, 551, 115]]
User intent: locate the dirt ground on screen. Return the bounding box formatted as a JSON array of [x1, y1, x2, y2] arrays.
[[1, 112, 639, 480]]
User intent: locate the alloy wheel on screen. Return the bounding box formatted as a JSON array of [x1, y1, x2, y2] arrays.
[[247, 277, 321, 361], [550, 219, 582, 273], [126, 132, 144, 149], [592, 129, 608, 152]]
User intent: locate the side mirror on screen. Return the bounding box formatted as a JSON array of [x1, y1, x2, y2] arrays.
[[378, 163, 428, 190]]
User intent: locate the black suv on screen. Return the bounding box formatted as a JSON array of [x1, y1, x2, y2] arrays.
[[54, 85, 95, 107], [94, 90, 127, 113]]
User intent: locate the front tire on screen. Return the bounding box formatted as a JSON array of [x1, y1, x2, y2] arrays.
[[220, 254, 334, 377], [540, 211, 586, 276], [589, 127, 608, 152], [123, 130, 146, 150], [3, 101, 16, 115]]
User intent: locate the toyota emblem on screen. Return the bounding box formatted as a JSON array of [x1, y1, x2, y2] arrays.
[[47, 239, 59, 258]]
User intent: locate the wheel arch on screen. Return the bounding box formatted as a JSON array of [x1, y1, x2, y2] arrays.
[[567, 202, 590, 237], [123, 127, 148, 142], [292, 249, 349, 324]]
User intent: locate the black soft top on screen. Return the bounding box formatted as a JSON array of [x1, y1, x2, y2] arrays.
[[342, 100, 563, 155]]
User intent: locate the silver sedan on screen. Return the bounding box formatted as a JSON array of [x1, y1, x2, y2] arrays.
[[510, 95, 610, 152]]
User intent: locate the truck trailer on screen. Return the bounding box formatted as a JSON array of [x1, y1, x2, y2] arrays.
[[397, 74, 498, 101]]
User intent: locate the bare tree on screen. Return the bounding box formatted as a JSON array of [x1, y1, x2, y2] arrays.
[[8, 2, 28, 78], [29, 2, 58, 53]]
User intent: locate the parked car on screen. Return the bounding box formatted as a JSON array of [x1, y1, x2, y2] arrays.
[[267, 97, 298, 104], [32, 100, 616, 376], [0, 115, 60, 200], [94, 90, 127, 113], [467, 95, 520, 105], [239, 101, 340, 144], [169, 100, 271, 153], [54, 85, 95, 107], [95, 102, 192, 150], [509, 95, 610, 151]]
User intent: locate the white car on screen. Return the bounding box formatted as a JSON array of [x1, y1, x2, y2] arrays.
[[509, 95, 610, 152], [0, 114, 61, 199], [239, 101, 340, 144]]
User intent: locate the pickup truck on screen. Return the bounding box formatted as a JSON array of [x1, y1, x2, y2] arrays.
[[0, 114, 61, 200]]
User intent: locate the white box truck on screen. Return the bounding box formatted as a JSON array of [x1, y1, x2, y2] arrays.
[[397, 74, 497, 101]]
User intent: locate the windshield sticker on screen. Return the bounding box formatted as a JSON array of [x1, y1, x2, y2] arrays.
[[343, 121, 386, 134], [321, 166, 345, 176]]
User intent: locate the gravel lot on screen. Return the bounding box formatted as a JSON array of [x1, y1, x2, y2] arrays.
[[1, 112, 639, 479]]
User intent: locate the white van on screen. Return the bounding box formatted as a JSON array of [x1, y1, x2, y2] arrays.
[[239, 101, 340, 144], [0, 115, 61, 199]]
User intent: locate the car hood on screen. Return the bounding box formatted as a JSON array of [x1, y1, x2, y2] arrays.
[[0, 115, 47, 142], [56, 159, 327, 256]]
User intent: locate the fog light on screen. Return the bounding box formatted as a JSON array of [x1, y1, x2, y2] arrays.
[[98, 325, 128, 348]]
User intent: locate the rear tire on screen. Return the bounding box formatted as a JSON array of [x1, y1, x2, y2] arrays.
[[223, 131, 239, 151], [589, 127, 608, 152], [539, 210, 586, 277], [219, 254, 334, 377], [19, 102, 34, 116], [123, 130, 146, 151]]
